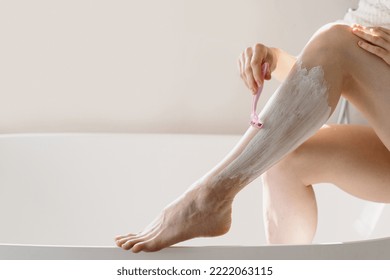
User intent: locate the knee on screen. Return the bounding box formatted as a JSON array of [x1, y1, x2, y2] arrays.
[[302, 24, 357, 66], [263, 151, 302, 187], [264, 125, 341, 188], [263, 138, 315, 189]]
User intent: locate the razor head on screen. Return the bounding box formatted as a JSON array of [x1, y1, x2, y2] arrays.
[[250, 120, 263, 129]]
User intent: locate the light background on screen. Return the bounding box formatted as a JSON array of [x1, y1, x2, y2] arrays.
[[0, 0, 363, 135]]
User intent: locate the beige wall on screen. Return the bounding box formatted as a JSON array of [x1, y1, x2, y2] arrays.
[[0, 0, 360, 134]]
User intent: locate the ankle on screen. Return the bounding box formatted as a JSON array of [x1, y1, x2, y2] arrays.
[[206, 173, 244, 198], [191, 177, 237, 207]]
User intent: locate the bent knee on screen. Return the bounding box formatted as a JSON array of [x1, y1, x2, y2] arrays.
[[302, 24, 358, 68], [263, 151, 303, 186], [311, 24, 355, 52], [264, 125, 339, 186]]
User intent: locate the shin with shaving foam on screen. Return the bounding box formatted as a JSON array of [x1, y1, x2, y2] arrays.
[[202, 60, 332, 194]]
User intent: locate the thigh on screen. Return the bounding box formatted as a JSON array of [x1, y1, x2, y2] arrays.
[[306, 23, 390, 150], [289, 124, 390, 203], [335, 25, 390, 149]]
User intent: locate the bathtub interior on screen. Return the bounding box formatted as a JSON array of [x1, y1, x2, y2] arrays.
[[0, 133, 389, 247]]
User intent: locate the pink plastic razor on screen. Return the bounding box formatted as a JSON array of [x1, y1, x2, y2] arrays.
[[250, 63, 269, 129]]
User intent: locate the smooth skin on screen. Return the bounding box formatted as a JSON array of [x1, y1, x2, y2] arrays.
[[259, 24, 390, 244], [115, 23, 390, 251]]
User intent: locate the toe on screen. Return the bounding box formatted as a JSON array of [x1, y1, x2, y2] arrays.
[[115, 233, 136, 241], [115, 235, 124, 241], [121, 229, 161, 250], [131, 241, 145, 253], [122, 237, 146, 250], [117, 229, 154, 247], [132, 238, 162, 253], [116, 236, 138, 247]]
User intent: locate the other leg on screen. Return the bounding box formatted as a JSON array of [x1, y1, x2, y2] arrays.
[[263, 125, 390, 244]]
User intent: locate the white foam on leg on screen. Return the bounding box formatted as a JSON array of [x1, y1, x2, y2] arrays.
[[207, 60, 332, 188]]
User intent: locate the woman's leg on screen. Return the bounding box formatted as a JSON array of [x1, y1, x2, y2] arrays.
[[262, 23, 390, 244], [115, 24, 390, 252], [263, 125, 390, 244]]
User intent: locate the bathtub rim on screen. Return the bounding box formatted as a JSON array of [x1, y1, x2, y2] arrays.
[[1, 236, 390, 260]]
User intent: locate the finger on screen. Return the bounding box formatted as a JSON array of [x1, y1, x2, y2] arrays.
[[251, 43, 267, 87], [264, 70, 272, 80], [352, 27, 388, 49], [262, 62, 271, 80], [239, 52, 250, 89], [362, 27, 390, 43], [352, 23, 366, 30], [264, 51, 273, 80], [369, 27, 390, 43], [378, 27, 390, 36], [376, 26, 390, 36], [244, 47, 257, 94], [357, 40, 389, 62], [352, 25, 390, 44]]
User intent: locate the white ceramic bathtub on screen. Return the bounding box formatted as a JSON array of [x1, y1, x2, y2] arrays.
[[0, 133, 389, 259]]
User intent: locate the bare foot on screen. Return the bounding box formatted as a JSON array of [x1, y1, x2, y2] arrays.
[[115, 184, 233, 252]]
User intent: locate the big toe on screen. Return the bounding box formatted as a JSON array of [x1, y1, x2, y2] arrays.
[[132, 238, 161, 253]]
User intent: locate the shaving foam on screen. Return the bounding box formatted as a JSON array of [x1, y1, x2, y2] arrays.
[[210, 60, 331, 188]]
